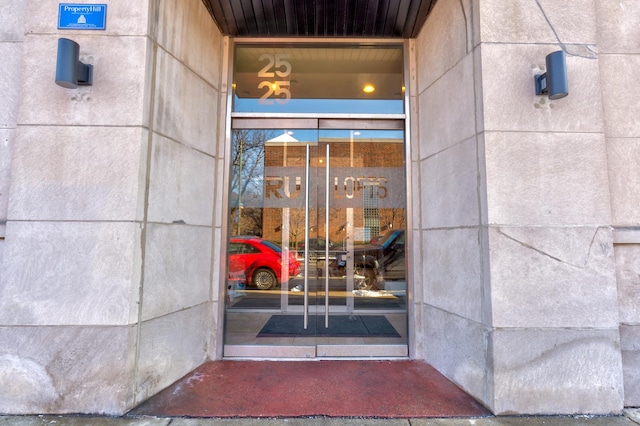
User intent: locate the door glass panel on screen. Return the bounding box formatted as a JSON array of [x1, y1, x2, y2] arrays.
[[224, 125, 408, 357], [233, 45, 404, 114]]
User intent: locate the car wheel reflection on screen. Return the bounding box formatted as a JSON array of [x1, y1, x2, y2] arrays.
[[354, 265, 378, 291], [252, 267, 277, 290]]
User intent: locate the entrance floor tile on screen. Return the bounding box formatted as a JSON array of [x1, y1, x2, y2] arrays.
[[128, 360, 491, 418]]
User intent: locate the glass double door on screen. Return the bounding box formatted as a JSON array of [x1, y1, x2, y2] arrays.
[[224, 119, 408, 358]]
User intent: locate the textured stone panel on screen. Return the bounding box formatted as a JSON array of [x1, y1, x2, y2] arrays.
[[607, 138, 640, 226], [614, 244, 640, 324], [473, 46, 485, 135], [0, 221, 141, 326], [208, 300, 222, 359], [147, 134, 215, 226], [17, 35, 148, 126], [596, 0, 640, 54], [135, 304, 209, 405], [142, 223, 212, 320], [485, 131, 611, 226], [7, 126, 147, 221], [153, 48, 219, 155], [423, 305, 487, 405], [0, 0, 26, 40], [22, 0, 150, 36], [416, 0, 469, 92], [490, 328, 624, 415], [0, 325, 136, 415], [409, 95, 420, 163], [480, 0, 597, 44], [410, 158, 422, 230], [481, 0, 553, 43], [155, 0, 223, 88], [480, 44, 604, 133], [210, 227, 223, 304], [620, 325, 640, 406], [420, 137, 480, 228], [418, 55, 477, 158], [462, 0, 477, 50], [412, 230, 425, 304], [213, 157, 226, 228], [600, 55, 640, 138], [0, 43, 21, 127], [0, 129, 14, 229], [489, 226, 618, 328], [423, 228, 483, 322], [214, 89, 228, 158]]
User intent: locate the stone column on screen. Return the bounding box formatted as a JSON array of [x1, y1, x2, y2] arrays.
[[0, 0, 25, 266], [414, 0, 489, 403], [0, 0, 223, 414], [415, 0, 625, 415], [596, 0, 640, 408], [479, 0, 623, 414]]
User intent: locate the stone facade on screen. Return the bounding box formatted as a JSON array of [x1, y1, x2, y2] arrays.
[[413, 0, 634, 415], [0, 0, 637, 416], [0, 0, 224, 414]]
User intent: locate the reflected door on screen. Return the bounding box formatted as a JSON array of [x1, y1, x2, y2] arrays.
[[224, 121, 408, 358]]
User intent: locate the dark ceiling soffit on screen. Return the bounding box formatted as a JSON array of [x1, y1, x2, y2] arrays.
[[201, 0, 437, 38]]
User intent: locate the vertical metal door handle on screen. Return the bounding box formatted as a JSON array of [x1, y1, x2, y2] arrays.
[[303, 144, 310, 329], [325, 144, 330, 328]]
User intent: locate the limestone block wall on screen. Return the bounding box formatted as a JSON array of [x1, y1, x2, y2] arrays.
[[413, 0, 489, 404], [415, 0, 628, 415], [0, 0, 26, 268], [478, 0, 622, 414], [596, 0, 640, 407], [0, 0, 224, 414], [134, 0, 224, 405]]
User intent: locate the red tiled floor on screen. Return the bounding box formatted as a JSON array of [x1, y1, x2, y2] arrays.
[[129, 360, 491, 418]]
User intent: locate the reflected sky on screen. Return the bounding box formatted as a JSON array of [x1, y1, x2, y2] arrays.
[[234, 97, 404, 114], [265, 129, 404, 144]]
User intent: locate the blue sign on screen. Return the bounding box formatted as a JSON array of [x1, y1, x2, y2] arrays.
[[58, 4, 107, 30]]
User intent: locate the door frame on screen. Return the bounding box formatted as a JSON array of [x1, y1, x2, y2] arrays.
[[215, 38, 416, 360]]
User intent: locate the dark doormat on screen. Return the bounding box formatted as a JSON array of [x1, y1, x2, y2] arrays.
[[257, 314, 401, 337], [127, 360, 492, 418]]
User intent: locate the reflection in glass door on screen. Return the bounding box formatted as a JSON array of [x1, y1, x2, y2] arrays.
[[224, 123, 408, 358]]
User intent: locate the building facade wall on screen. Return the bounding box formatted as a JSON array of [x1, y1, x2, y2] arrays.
[[414, 0, 628, 415], [0, 0, 224, 414], [480, 0, 623, 415], [0, 0, 637, 417], [412, 0, 488, 406], [596, 0, 640, 408], [0, 0, 26, 270]]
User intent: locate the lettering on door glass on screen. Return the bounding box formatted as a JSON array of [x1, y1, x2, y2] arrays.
[[262, 167, 404, 209]]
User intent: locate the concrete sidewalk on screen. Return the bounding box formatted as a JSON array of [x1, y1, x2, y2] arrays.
[[0, 410, 639, 426]]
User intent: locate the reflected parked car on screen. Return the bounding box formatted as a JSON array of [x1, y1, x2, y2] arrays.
[[297, 237, 337, 253], [335, 230, 406, 290], [228, 236, 300, 290]]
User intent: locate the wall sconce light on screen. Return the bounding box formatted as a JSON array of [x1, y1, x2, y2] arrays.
[[535, 50, 568, 100], [55, 38, 93, 89]]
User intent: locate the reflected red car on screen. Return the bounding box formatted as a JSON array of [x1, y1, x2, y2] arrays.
[[228, 236, 300, 290]]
